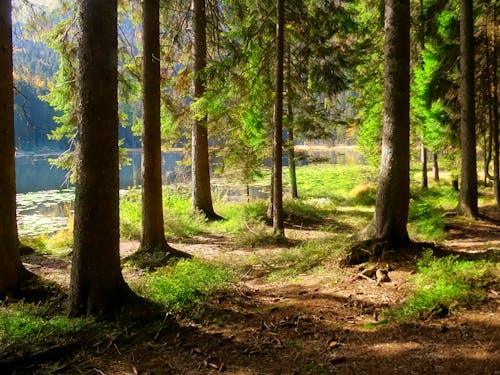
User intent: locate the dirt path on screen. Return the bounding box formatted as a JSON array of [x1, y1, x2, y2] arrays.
[[15, 215, 500, 374]]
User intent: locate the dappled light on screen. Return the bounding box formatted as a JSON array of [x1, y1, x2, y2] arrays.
[[1, 0, 499, 373]]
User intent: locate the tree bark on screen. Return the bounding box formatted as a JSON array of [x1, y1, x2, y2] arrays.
[[192, 0, 220, 220], [374, 0, 410, 245], [421, 142, 428, 189], [70, 0, 137, 317], [287, 43, 298, 199], [140, 0, 168, 251], [0, 0, 26, 298], [490, 6, 499, 208], [287, 128, 298, 199], [272, 0, 285, 237], [432, 153, 439, 182], [458, 0, 478, 217]]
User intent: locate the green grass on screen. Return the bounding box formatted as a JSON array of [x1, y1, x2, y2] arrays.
[[408, 185, 459, 241], [286, 164, 377, 203], [263, 236, 353, 281], [0, 302, 93, 344], [392, 250, 497, 320], [134, 259, 234, 313]]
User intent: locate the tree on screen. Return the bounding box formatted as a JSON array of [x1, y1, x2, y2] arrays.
[[69, 0, 138, 317], [457, 0, 478, 217], [137, 0, 189, 261], [374, 0, 411, 244], [272, 0, 285, 237], [191, 0, 221, 220], [0, 0, 28, 298]]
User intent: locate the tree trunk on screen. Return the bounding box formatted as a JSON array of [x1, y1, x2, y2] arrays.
[[192, 0, 221, 220], [272, 0, 285, 237], [421, 142, 428, 189], [491, 6, 499, 208], [140, 0, 169, 251], [288, 128, 298, 199], [432, 153, 439, 182], [0, 0, 26, 298], [458, 0, 478, 217], [70, 0, 137, 317], [374, 0, 410, 245], [286, 43, 298, 199]]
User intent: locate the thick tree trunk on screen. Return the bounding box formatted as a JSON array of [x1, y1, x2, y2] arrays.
[[140, 0, 168, 251], [0, 0, 26, 298], [457, 0, 478, 217], [374, 0, 410, 245], [192, 0, 220, 220], [70, 0, 137, 317], [272, 0, 285, 237]]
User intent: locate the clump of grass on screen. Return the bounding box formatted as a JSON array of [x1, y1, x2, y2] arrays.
[[265, 237, 352, 281], [135, 259, 233, 312], [393, 250, 497, 320], [44, 229, 73, 257], [350, 184, 377, 206], [19, 235, 47, 252], [284, 199, 329, 225], [408, 186, 459, 241]]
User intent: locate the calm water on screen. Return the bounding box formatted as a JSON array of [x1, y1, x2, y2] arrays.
[[15, 150, 185, 194]]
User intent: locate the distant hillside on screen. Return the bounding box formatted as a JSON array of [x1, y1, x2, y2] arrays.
[[12, 15, 140, 152]]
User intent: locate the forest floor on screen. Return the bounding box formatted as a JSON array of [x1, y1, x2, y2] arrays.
[[8, 207, 500, 375]]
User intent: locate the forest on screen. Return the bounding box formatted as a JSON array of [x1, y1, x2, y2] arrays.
[[0, 0, 499, 374]]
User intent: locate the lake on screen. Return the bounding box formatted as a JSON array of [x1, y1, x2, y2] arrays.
[[15, 149, 185, 194]]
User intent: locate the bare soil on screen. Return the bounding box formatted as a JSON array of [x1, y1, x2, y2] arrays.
[[7, 208, 500, 375]]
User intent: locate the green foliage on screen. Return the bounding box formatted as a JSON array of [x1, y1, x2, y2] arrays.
[[393, 250, 497, 320], [408, 186, 459, 241], [163, 190, 207, 238], [0, 302, 92, 344], [119, 191, 142, 240], [349, 1, 384, 165], [292, 164, 377, 203], [350, 184, 377, 206], [135, 259, 233, 312], [265, 237, 352, 281]]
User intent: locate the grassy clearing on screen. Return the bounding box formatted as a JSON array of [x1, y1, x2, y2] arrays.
[[13, 162, 498, 333], [392, 250, 498, 320]]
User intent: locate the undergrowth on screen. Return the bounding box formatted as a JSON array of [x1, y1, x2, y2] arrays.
[[0, 302, 94, 345], [392, 250, 497, 320], [134, 259, 234, 313], [408, 185, 459, 241], [264, 237, 352, 281]]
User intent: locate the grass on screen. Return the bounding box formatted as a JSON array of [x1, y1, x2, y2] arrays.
[[284, 164, 377, 203], [0, 302, 93, 345], [133, 259, 234, 313], [392, 250, 498, 320], [408, 185, 459, 241], [262, 236, 353, 281]]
